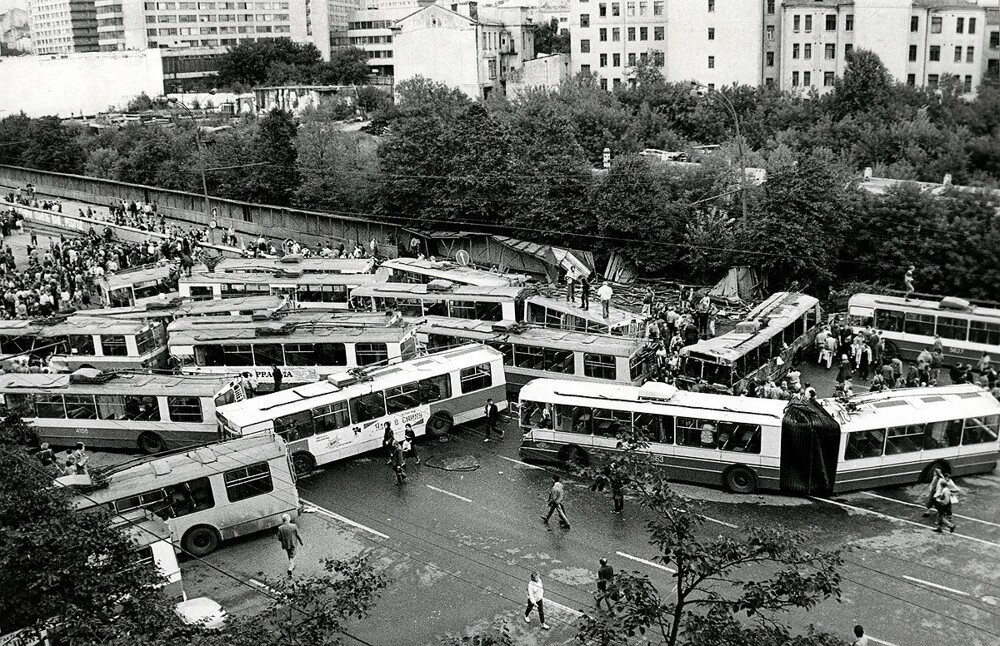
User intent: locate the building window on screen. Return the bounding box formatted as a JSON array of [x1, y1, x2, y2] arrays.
[[928, 73, 939, 88], [956, 17, 964, 33], [627, 26, 635, 40], [804, 43, 812, 59], [640, 26, 647, 40], [825, 43, 834, 59], [708, 55, 715, 68], [639, 1, 647, 15], [628, 52, 636, 65], [599, 2, 606, 16], [599, 53, 608, 66], [654, 26, 664, 40], [613, 78, 621, 89], [991, 32, 999, 48], [966, 46, 974, 63], [612, 52, 620, 66], [612, 27, 620, 41], [964, 75, 973, 92], [766, 25, 774, 40], [846, 14, 854, 31], [825, 14, 836, 30], [792, 71, 800, 86], [907, 73, 916, 85], [599, 27, 607, 41], [581, 64, 591, 73], [931, 17, 942, 33], [580, 38, 590, 53], [792, 43, 800, 59], [910, 16, 918, 32], [767, 0, 774, 14], [969, 18, 976, 34], [653, 50, 664, 66], [600, 78, 608, 90], [929, 45, 940, 61], [793, 15, 800, 32], [765, 77, 774, 86], [708, 27, 714, 40], [844, 44, 853, 57], [824, 71, 834, 86], [580, 13, 590, 27], [708, 0, 715, 11], [766, 51, 774, 66], [653, 0, 663, 15], [803, 71, 811, 85], [955, 45, 962, 62], [908, 44, 917, 61], [805, 15, 812, 31], [612, 2, 619, 16], [627, 1, 635, 15]]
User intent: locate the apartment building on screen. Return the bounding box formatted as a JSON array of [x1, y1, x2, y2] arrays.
[[29, 0, 99, 54], [986, 6, 998, 81], [93, 0, 331, 59], [780, 0, 987, 96], [328, 0, 362, 47], [346, 4, 417, 78]]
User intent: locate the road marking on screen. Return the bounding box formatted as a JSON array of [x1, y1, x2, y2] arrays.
[[301, 499, 390, 539], [860, 491, 1000, 529], [900, 574, 970, 597], [616, 551, 676, 574], [870, 637, 902, 646], [545, 599, 584, 617], [699, 514, 738, 529], [248, 579, 279, 596], [809, 497, 1000, 549], [426, 484, 473, 503], [498, 455, 545, 470]]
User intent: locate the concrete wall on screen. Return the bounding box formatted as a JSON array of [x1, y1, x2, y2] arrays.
[[393, 6, 484, 98], [508, 53, 570, 94], [0, 49, 164, 118], [853, 0, 912, 80]]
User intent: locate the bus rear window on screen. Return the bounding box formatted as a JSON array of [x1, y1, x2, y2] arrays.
[[68, 334, 95, 355], [583, 353, 616, 380], [101, 335, 129, 357], [136, 328, 158, 355], [168, 397, 203, 423]]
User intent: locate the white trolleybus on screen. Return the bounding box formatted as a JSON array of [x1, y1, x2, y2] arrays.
[[212, 256, 376, 276], [96, 263, 181, 307], [65, 433, 299, 556], [678, 291, 823, 394], [168, 311, 419, 389], [419, 316, 655, 389], [518, 380, 1000, 495], [351, 282, 532, 322], [216, 344, 507, 475], [378, 257, 529, 286], [848, 292, 1000, 366], [0, 315, 168, 372], [179, 266, 377, 308], [0, 369, 236, 454], [80, 295, 290, 323]]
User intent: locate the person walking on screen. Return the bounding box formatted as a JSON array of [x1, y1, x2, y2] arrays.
[[851, 625, 869, 646], [579, 276, 590, 310], [597, 281, 613, 319], [524, 571, 550, 629], [404, 423, 420, 464], [541, 474, 570, 529], [272, 365, 283, 392], [382, 422, 395, 465], [922, 466, 943, 518], [277, 513, 304, 577], [610, 472, 625, 515], [391, 439, 408, 485], [483, 397, 502, 442], [932, 473, 959, 533], [595, 558, 616, 612]]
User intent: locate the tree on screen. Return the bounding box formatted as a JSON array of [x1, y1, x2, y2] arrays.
[[534, 18, 570, 56], [216, 40, 322, 89], [576, 429, 844, 646], [831, 49, 897, 121], [315, 47, 371, 86], [17, 116, 86, 173], [295, 110, 379, 212]]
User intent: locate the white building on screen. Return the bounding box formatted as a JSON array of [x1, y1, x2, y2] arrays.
[[506, 51, 569, 93], [29, 0, 98, 54]]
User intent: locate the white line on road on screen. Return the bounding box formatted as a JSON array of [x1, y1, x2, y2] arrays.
[[809, 496, 1000, 549], [870, 637, 902, 646], [426, 484, 473, 503], [301, 499, 390, 539], [546, 599, 584, 617], [616, 551, 676, 573], [699, 514, 738, 529], [498, 455, 545, 470], [860, 491, 1000, 529], [901, 574, 970, 597]]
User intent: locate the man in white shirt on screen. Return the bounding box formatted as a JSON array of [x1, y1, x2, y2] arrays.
[[597, 282, 613, 318]]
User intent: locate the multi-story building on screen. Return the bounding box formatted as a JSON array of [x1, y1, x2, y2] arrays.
[[346, 4, 419, 78], [93, 0, 331, 60], [986, 5, 998, 82], [779, 0, 987, 96], [328, 0, 363, 47], [29, 0, 99, 54]]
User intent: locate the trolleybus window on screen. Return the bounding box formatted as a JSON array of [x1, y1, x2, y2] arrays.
[[168, 396, 203, 423], [845, 429, 886, 460], [963, 415, 1000, 444], [886, 425, 924, 454], [112, 476, 215, 518], [936, 316, 968, 341], [253, 344, 284, 367], [136, 328, 159, 355], [969, 320, 1000, 345], [460, 363, 493, 393], [313, 401, 350, 433], [417, 374, 451, 402], [68, 334, 95, 355], [584, 353, 616, 380], [356, 343, 389, 366], [350, 391, 386, 423], [36, 394, 65, 418], [65, 395, 98, 420], [224, 462, 274, 502], [903, 312, 935, 336], [634, 412, 674, 443], [96, 394, 160, 421], [101, 334, 129, 356], [385, 382, 422, 413], [275, 410, 313, 441], [592, 408, 631, 437]]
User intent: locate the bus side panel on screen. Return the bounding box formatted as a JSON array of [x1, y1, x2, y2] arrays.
[[833, 451, 996, 493], [440, 384, 508, 427], [32, 420, 218, 451]]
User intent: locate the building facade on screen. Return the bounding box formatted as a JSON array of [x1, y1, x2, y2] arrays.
[[29, 0, 99, 54]]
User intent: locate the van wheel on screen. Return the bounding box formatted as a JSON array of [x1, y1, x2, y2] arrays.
[[920, 460, 951, 483], [564, 446, 590, 468], [724, 465, 758, 494], [182, 525, 220, 557], [291, 452, 315, 477], [137, 432, 166, 454], [427, 412, 453, 436]]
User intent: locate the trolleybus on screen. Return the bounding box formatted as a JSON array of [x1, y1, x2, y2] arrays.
[[79, 295, 290, 322], [848, 292, 1000, 365], [523, 294, 646, 337], [379, 257, 529, 286], [351, 282, 531, 322], [518, 379, 999, 495], [213, 257, 375, 276], [65, 433, 298, 556], [96, 263, 181, 307], [216, 344, 506, 475], [678, 291, 822, 394], [0, 369, 236, 454], [420, 317, 655, 389], [179, 270, 377, 308]]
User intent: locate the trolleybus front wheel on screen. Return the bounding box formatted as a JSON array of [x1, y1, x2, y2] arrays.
[[182, 525, 220, 557], [427, 412, 453, 437], [291, 452, 316, 477], [724, 465, 758, 494], [137, 431, 166, 455], [563, 445, 590, 468]]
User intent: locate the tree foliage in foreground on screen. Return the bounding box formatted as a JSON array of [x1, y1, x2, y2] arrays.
[[576, 429, 845, 646]]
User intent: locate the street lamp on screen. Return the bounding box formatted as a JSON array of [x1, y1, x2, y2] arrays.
[[162, 96, 213, 243], [690, 82, 749, 222]]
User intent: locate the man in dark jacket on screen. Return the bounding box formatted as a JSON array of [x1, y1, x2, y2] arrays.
[[484, 398, 502, 442]]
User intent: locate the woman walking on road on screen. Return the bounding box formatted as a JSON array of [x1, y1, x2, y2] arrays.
[[524, 571, 550, 630], [922, 466, 943, 518], [932, 473, 960, 533]]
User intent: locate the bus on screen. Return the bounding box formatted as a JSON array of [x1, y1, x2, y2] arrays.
[[178, 270, 377, 309], [213, 257, 375, 276], [518, 380, 999, 495], [0, 370, 236, 454], [0, 316, 168, 372], [115, 509, 183, 600], [79, 295, 291, 323], [168, 311, 420, 388], [96, 264, 180, 307], [66, 433, 298, 556], [216, 344, 506, 475], [379, 257, 529, 287], [523, 294, 646, 337], [350, 283, 532, 322], [419, 317, 656, 389], [847, 293, 1000, 365], [678, 292, 822, 394]]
